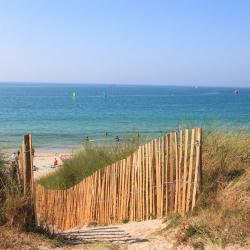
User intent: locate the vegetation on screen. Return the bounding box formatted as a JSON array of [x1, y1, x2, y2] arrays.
[[165, 130, 250, 248], [0, 153, 15, 225], [0, 153, 74, 249], [0, 225, 62, 250], [0, 152, 34, 229], [39, 136, 143, 189]]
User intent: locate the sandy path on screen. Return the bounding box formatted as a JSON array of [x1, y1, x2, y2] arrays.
[[58, 219, 183, 250]]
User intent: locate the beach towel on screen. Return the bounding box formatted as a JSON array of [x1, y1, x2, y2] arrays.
[[33, 165, 51, 169]]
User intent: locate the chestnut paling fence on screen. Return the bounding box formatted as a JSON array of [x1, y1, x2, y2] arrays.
[[35, 128, 202, 231]]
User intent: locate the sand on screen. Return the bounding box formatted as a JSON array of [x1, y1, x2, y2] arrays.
[[33, 151, 72, 180], [60, 219, 193, 250]]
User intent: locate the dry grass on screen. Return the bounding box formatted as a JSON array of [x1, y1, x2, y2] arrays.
[[165, 130, 250, 248], [0, 226, 119, 250], [0, 225, 62, 250], [0, 152, 35, 229]]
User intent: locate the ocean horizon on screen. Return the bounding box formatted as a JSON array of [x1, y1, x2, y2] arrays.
[[0, 83, 249, 151]]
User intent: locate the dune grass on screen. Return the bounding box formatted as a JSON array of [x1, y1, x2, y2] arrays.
[[38, 136, 143, 189], [165, 130, 250, 248]]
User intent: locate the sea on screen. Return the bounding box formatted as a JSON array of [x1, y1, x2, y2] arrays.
[[0, 83, 249, 151]]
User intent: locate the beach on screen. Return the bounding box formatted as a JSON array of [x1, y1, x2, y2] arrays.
[[33, 151, 72, 179]]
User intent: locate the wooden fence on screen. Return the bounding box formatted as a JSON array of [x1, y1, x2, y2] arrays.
[[35, 128, 202, 231]]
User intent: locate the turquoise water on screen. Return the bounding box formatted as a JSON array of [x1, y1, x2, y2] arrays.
[[0, 83, 249, 150]]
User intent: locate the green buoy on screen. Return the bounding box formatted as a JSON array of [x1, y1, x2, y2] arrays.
[[72, 91, 77, 101]]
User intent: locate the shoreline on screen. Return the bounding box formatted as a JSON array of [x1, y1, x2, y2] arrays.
[[1, 146, 80, 153]]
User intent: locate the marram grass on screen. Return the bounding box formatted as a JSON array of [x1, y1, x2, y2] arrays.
[[38, 136, 143, 189]]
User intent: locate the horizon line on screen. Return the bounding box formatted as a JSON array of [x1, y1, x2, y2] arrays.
[[0, 80, 249, 89]]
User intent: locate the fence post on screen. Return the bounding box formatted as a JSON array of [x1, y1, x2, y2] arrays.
[[23, 134, 33, 195]]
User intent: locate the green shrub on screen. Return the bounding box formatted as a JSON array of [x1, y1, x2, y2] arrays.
[[192, 241, 204, 249], [164, 213, 181, 229], [122, 218, 129, 224], [185, 224, 205, 238]]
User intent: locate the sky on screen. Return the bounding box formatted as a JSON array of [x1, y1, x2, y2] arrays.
[[0, 0, 250, 87]]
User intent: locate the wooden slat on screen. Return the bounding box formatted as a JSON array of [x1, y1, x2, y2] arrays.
[[149, 142, 153, 218], [198, 128, 203, 194], [169, 133, 174, 212], [174, 132, 179, 213], [115, 163, 118, 222], [181, 129, 189, 215], [120, 159, 125, 222], [127, 155, 132, 220], [152, 141, 156, 217], [134, 151, 138, 221], [137, 147, 140, 220], [192, 128, 202, 210], [165, 134, 169, 216], [186, 128, 195, 212], [142, 145, 145, 220], [155, 139, 161, 217], [139, 146, 143, 220], [145, 143, 149, 219], [178, 130, 183, 213], [124, 157, 129, 220], [130, 153, 135, 220], [160, 136, 165, 217]]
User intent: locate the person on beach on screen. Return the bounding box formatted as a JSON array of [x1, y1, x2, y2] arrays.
[[10, 152, 16, 162], [59, 154, 68, 162], [53, 158, 58, 168], [10, 151, 19, 183], [32, 147, 35, 157]]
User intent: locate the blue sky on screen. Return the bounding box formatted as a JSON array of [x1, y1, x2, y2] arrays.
[[0, 0, 249, 86]]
